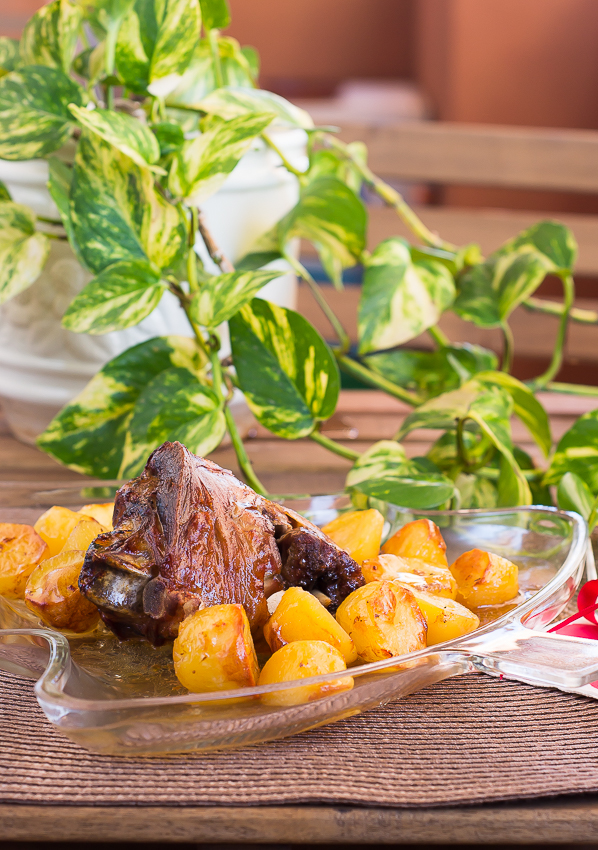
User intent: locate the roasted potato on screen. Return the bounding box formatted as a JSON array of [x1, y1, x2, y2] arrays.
[[263, 586, 357, 664], [321, 508, 384, 564], [381, 518, 448, 567], [34, 506, 85, 559], [397, 585, 480, 645], [25, 550, 100, 632], [78, 502, 114, 530], [173, 603, 260, 693], [62, 518, 107, 554], [361, 554, 457, 599], [449, 549, 519, 607], [335, 580, 427, 662], [258, 640, 353, 706], [0, 523, 48, 599]]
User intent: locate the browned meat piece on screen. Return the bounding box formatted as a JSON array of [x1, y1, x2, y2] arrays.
[[79, 442, 290, 643], [79, 441, 363, 644]]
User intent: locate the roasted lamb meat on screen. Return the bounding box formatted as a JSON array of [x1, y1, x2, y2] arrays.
[[79, 442, 364, 644]]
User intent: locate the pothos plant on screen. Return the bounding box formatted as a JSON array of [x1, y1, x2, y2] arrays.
[[0, 0, 597, 534]]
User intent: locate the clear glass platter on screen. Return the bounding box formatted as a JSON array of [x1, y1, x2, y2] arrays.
[[0, 482, 595, 756]]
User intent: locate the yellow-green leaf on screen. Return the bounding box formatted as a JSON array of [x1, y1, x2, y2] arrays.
[[229, 298, 339, 439], [0, 202, 49, 305], [69, 103, 162, 171], [195, 86, 313, 129], [190, 268, 283, 329], [544, 409, 598, 493], [20, 0, 82, 74], [0, 66, 84, 160], [62, 259, 166, 334], [358, 237, 455, 354]]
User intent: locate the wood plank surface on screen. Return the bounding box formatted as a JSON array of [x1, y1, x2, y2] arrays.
[[337, 121, 598, 193], [4, 798, 598, 844]]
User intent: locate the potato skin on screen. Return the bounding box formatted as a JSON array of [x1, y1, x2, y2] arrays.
[[62, 518, 107, 554], [397, 584, 480, 645], [25, 550, 100, 632], [0, 523, 48, 599], [450, 549, 519, 607], [263, 586, 357, 664], [336, 580, 427, 662], [321, 508, 384, 565], [361, 554, 457, 599], [173, 603, 260, 693], [34, 506, 84, 559], [381, 518, 448, 567], [78, 503, 114, 530], [258, 640, 353, 706]]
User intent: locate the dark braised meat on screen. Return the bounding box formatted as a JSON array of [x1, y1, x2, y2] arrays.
[[79, 441, 363, 644]]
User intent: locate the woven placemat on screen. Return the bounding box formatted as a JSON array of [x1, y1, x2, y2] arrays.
[[2, 669, 598, 808]]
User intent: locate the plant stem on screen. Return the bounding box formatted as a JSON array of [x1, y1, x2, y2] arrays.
[[187, 207, 199, 293], [324, 135, 456, 252], [309, 429, 361, 461], [456, 418, 473, 468], [336, 353, 422, 406], [197, 210, 234, 273], [501, 321, 514, 372], [285, 254, 351, 354], [546, 381, 598, 397], [208, 28, 224, 88], [529, 273, 574, 390], [224, 406, 266, 494], [428, 325, 450, 348], [524, 296, 598, 325], [262, 133, 305, 177]]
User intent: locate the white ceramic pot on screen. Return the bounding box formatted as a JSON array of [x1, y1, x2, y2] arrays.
[[0, 129, 307, 444]]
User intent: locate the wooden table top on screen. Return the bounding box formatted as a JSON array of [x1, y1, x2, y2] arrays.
[[2, 388, 598, 846]]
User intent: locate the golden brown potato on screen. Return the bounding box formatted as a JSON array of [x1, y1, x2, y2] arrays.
[[34, 506, 84, 559], [173, 603, 260, 693], [381, 518, 448, 567], [449, 549, 519, 607], [258, 640, 353, 706], [263, 586, 357, 664], [25, 550, 100, 632], [78, 503, 114, 530], [335, 580, 427, 662], [0, 523, 48, 599], [396, 584, 480, 645], [321, 508, 384, 564], [61, 518, 107, 554], [361, 554, 457, 599]]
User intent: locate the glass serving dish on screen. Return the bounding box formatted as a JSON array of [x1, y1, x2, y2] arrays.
[[0, 482, 596, 756]]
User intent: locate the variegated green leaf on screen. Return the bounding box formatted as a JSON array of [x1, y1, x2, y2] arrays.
[[477, 370, 552, 457], [358, 238, 455, 354], [69, 104, 162, 171], [0, 202, 49, 305], [20, 0, 82, 74], [169, 111, 274, 201], [37, 336, 208, 478], [497, 454, 531, 508], [307, 143, 366, 196], [195, 86, 313, 129], [0, 181, 10, 201], [167, 36, 253, 106], [346, 440, 408, 489], [120, 368, 225, 477], [62, 259, 166, 334], [278, 176, 367, 286], [499, 220, 577, 275], [71, 131, 185, 274], [544, 409, 598, 493], [0, 38, 19, 76], [365, 343, 498, 402], [116, 0, 201, 95], [199, 0, 230, 30], [229, 298, 339, 439], [354, 474, 455, 511], [454, 245, 550, 328], [191, 268, 283, 328], [47, 157, 86, 265], [455, 473, 498, 510], [0, 66, 83, 160], [557, 472, 596, 521]]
